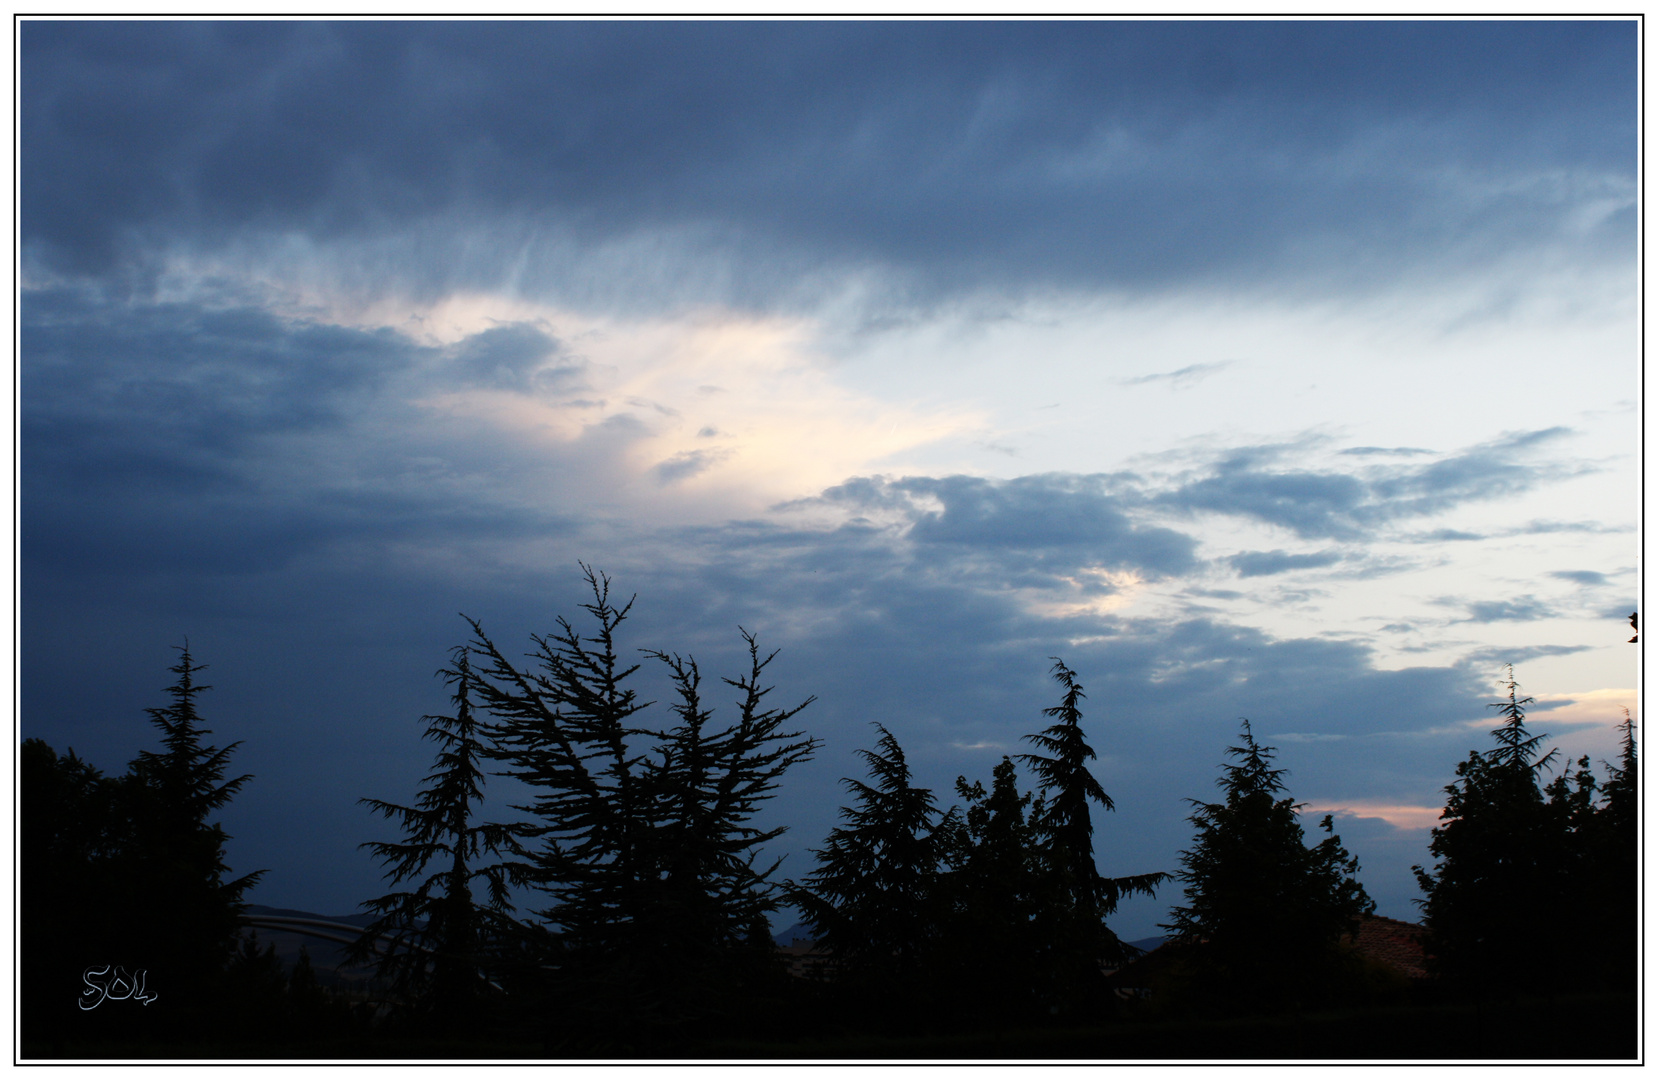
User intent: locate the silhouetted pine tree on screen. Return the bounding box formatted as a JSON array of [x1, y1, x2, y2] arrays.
[[794, 723, 944, 1015], [644, 638, 818, 1012], [1164, 719, 1373, 1012], [1413, 669, 1572, 994], [21, 649, 265, 1044], [1600, 713, 1637, 845], [466, 564, 817, 1046], [20, 739, 138, 1046], [122, 647, 265, 1021], [1018, 659, 1167, 1010], [1586, 714, 1638, 990], [931, 756, 1047, 1024], [353, 648, 537, 1029]]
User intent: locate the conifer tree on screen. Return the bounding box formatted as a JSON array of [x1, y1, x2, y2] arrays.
[[931, 756, 1047, 1022], [465, 564, 817, 1043], [1413, 669, 1572, 993], [794, 724, 943, 993], [1164, 719, 1373, 1011], [354, 648, 537, 1026], [23, 648, 263, 1042], [937, 757, 1040, 931], [645, 638, 818, 993], [1587, 714, 1638, 990], [21, 739, 136, 1043], [1018, 659, 1167, 987], [123, 646, 265, 1016]]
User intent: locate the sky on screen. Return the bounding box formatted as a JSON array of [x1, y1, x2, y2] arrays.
[[19, 19, 1639, 940]]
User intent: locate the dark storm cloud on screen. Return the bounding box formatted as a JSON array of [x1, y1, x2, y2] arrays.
[[1226, 548, 1343, 578], [21, 20, 1634, 306], [24, 286, 413, 462], [805, 473, 1199, 581], [1158, 429, 1578, 539], [21, 288, 578, 581]]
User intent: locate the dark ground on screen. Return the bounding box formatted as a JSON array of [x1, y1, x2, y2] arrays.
[[22, 992, 1637, 1062]]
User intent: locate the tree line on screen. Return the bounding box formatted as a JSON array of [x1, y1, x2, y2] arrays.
[[20, 569, 1638, 1054]]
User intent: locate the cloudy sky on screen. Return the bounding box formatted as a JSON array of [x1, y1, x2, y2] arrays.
[[20, 20, 1638, 939]]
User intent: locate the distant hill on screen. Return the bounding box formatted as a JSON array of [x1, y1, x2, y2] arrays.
[[772, 920, 813, 947], [245, 903, 376, 928], [240, 904, 382, 988], [770, 925, 1169, 953]]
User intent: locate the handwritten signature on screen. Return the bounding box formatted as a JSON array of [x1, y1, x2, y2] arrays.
[[80, 965, 157, 1009]]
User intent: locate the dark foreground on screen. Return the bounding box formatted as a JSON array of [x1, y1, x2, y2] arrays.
[[22, 993, 1637, 1061]]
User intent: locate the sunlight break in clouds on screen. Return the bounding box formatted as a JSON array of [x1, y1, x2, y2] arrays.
[[1302, 802, 1445, 832], [403, 301, 983, 524]]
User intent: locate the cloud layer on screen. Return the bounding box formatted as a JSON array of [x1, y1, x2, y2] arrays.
[[24, 21, 1634, 311]]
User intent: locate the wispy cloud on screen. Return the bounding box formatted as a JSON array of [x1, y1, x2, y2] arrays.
[[1227, 548, 1343, 578], [653, 448, 733, 485], [1157, 429, 1583, 539], [1450, 596, 1557, 623], [1119, 361, 1232, 389], [1462, 644, 1593, 665]]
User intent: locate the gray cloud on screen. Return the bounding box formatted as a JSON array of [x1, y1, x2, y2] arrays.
[[1463, 644, 1593, 665], [22, 287, 421, 509], [1455, 596, 1556, 623], [1550, 569, 1607, 586], [1159, 459, 1369, 539], [653, 448, 731, 485], [1364, 428, 1579, 518], [1227, 548, 1343, 578], [1409, 528, 1486, 543], [809, 473, 1200, 582], [445, 321, 584, 395], [1158, 429, 1580, 539], [1509, 519, 1632, 536], [21, 288, 589, 581]]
